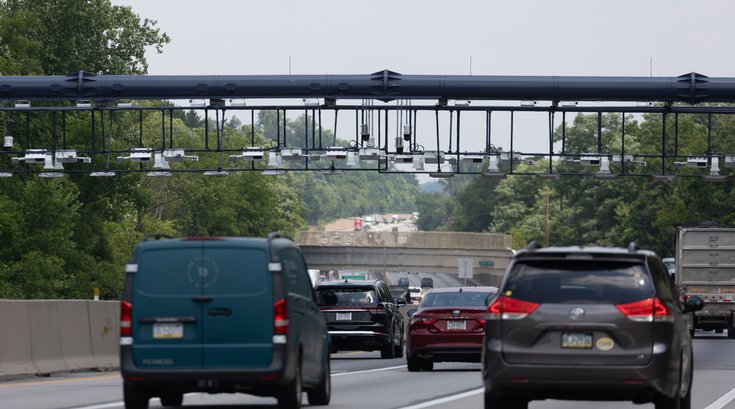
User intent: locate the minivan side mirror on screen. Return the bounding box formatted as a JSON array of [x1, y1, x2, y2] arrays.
[[683, 295, 704, 313]]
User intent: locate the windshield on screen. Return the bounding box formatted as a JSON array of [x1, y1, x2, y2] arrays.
[[316, 287, 378, 307], [420, 290, 495, 307]]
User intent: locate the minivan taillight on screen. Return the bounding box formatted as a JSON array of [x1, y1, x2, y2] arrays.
[[488, 296, 540, 320], [615, 297, 671, 322], [273, 298, 289, 335], [120, 300, 132, 336]]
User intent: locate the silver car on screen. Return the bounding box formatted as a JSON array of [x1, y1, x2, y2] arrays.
[[482, 243, 703, 409]]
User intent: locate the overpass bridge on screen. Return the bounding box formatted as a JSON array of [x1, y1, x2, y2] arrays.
[[298, 231, 514, 285]]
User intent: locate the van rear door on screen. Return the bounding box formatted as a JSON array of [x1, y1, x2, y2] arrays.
[[201, 240, 274, 368], [133, 242, 204, 369]]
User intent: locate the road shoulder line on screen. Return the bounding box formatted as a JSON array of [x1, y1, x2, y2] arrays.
[[395, 387, 484, 409]]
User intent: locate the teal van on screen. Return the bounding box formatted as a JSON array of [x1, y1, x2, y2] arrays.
[[120, 234, 330, 409]]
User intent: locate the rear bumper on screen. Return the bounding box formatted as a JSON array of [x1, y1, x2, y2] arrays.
[[119, 344, 296, 392], [408, 346, 481, 362], [407, 332, 483, 362], [329, 330, 391, 351], [482, 345, 679, 402]]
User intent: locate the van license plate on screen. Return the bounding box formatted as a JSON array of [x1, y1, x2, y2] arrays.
[[561, 332, 592, 348], [153, 323, 183, 339], [447, 320, 466, 330], [336, 312, 352, 321]]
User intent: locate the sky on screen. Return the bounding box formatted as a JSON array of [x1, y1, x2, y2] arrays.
[[110, 0, 735, 171]]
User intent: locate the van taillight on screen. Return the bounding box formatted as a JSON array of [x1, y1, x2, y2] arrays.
[[120, 301, 132, 336], [615, 297, 671, 322], [273, 299, 289, 335], [487, 296, 540, 320]]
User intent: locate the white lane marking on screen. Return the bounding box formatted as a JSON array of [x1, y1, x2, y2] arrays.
[[396, 387, 484, 409], [70, 403, 122, 409], [70, 366, 406, 408], [704, 387, 735, 409], [332, 365, 406, 377]]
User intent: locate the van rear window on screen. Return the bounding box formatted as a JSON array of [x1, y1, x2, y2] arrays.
[[506, 260, 654, 304], [137, 247, 269, 296]]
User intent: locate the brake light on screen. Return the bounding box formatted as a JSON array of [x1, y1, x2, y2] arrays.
[[120, 300, 132, 336], [615, 297, 671, 322], [273, 299, 289, 335], [487, 296, 540, 320], [410, 316, 438, 327]]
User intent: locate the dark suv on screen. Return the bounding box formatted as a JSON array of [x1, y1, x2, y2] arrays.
[[315, 279, 405, 358], [482, 243, 703, 409], [120, 234, 331, 409]]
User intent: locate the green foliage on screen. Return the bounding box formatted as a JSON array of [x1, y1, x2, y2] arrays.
[[415, 191, 453, 231], [0, 0, 170, 75]]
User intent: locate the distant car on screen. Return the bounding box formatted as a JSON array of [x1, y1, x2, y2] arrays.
[[406, 286, 498, 372], [482, 243, 704, 409], [420, 277, 434, 288], [120, 234, 331, 409], [314, 279, 405, 359], [662, 257, 676, 279], [397, 277, 410, 288], [408, 287, 423, 304]]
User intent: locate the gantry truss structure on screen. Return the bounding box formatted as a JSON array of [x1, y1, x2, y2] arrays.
[[1, 70, 735, 180]]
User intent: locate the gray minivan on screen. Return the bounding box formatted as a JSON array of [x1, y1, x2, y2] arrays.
[[120, 233, 331, 409], [482, 243, 703, 409]]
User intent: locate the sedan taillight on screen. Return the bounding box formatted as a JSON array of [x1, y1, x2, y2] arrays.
[[487, 296, 540, 320]]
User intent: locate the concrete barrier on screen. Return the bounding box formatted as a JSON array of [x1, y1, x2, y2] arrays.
[[27, 301, 70, 374], [0, 301, 37, 377], [57, 301, 96, 370], [88, 301, 119, 369], [0, 300, 120, 378]]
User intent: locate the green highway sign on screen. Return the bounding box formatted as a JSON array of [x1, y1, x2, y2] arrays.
[[478, 260, 494, 267]]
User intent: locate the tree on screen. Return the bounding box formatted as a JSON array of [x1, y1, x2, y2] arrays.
[[0, 0, 170, 75]]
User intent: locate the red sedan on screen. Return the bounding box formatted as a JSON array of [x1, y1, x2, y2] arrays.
[[406, 286, 498, 371]]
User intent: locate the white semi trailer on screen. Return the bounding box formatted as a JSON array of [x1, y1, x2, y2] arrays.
[[675, 224, 735, 338]]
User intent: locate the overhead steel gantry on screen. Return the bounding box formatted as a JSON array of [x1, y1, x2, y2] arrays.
[[1, 69, 735, 180]]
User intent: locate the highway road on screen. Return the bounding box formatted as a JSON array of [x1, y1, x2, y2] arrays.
[[1, 333, 734, 409]]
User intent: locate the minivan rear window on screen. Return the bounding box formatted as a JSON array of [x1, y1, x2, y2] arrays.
[[137, 247, 269, 296], [505, 260, 654, 304]]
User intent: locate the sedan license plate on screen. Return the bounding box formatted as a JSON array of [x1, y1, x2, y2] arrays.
[[336, 312, 352, 321], [153, 323, 183, 339], [561, 332, 592, 348], [447, 320, 466, 330]]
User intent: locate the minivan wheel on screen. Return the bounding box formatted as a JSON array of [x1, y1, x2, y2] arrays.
[[484, 391, 527, 409], [123, 384, 149, 409], [307, 355, 331, 406], [278, 363, 303, 409], [655, 366, 682, 409], [160, 392, 183, 407]]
